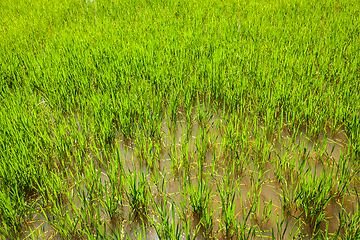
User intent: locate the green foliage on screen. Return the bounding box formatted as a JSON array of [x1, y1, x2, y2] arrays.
[[1, 0, 359, 238]]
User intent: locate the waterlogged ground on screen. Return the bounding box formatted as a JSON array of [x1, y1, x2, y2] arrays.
[[18, 100, 354, 240], [1, 0, 360, 239]]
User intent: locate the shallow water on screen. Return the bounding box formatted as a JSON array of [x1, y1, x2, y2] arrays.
[[19, 101, 355, 239]]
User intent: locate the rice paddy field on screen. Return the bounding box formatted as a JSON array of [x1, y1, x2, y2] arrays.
[[1, 0, 360, 239]]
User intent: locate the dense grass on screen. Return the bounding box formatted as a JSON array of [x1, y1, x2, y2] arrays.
[[1, 0, 360, 239]]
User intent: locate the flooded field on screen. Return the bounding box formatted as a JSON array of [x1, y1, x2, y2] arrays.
[[17, 101, 357, 239], [1, 0, 360, 239]]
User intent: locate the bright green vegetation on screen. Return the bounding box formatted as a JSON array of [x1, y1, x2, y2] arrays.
[[1, 0, 360, 239]]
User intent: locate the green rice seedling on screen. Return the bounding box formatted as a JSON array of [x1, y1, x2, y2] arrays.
[[278, 176, 302, 219], [217, 172, 237, 238], [251, 135, 273, 171], [149, 195, 182, 239], [0, 185, 32, 239], [77, 179, 103, 236], [179, 122, 194, 176], [236, 197, 257, 240], [166, 91, 181, 133], [273, 145, 299, 186], [33, 168, 69, 211], [100, 148, 125, 222], [65, 160, 102, 235], [150, 140, 163, 171], [226, 121, 251, 177], [118, 95, 137, 140], [249, 118, 272, 169], [125, 168, 150, 221], [262, 104, 278, 140], [315, 221, 335, 240], [149, 161, 168, 207], [261, 199, 273, 225], [179, 116, 193, 145], [275, 108, 285, 143], [248, 169, 266, 206], [248, 168, 270, 227], [284, 114, 302, 146], [181, 169, 215, 238], [134, 125, 163, 172], [134, 128, 153, 168], [100, 180, 122, 225], [104, 224, 126, 240], [207, 116, 219, 146], [306, 112, 326, 141], [181, 87, 195, 129], [52, 124, 80, 172], [26, 223, 51, 240], [316, 131, 329, 162], [276, 155, 304, 219], [84, 222, 109, 240], [343, 111, 360, 157], [336, 189, 360, 239], [182, 217, 199, 240], [194, 124, 210, 175], [295, 167, 335, 238], [222, 113, 241, 162], [35, 192, 83, 240], [199, 205, 216, 239], [209, 136, 223, 176], [91, 94, 117, 148], [0, 140, 44, 201], [187, 174, 212, 221], [195, 95, 213, 129], [167, 134, 183, 176], [333, 151, 360, 200], [175, 184, 202, 240], [143, 98, 164, 141], [271, 210, 304, 240], [128, 222, 147, 240], [82, 159, 105, 199], [239, 117, 253, 151]]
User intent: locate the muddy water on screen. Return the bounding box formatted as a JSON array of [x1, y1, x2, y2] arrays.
[[20, 102, 355, 239]]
